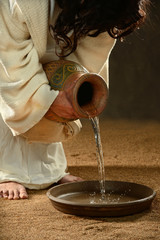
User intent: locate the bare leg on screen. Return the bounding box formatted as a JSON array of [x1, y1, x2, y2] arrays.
[[58, 174, 84, 184], [0, 182, 28, 200]]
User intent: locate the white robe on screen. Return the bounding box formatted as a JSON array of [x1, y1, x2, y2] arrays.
[[0, 0, 116, 189]]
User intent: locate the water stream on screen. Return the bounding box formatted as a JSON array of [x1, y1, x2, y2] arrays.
[[90, 117, 106, 202]]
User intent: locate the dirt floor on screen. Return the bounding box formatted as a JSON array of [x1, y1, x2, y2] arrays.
[[0, 118, 160, 240]]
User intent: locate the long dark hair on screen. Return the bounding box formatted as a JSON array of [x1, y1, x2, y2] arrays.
[[50, 0, 150, 56]]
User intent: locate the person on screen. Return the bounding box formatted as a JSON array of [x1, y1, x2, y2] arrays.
[[0, 0, 150, 200]]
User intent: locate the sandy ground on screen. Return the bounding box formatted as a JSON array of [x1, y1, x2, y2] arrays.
[[0, 118, 160, 240]]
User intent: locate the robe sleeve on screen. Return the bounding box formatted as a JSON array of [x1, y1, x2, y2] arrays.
[[0, 1, 58, 136], [66, 32, 116, 87]]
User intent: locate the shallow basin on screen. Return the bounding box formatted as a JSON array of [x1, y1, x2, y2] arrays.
[[47, 180, 156, 217]]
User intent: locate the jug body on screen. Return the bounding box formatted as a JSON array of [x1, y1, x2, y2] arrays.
[[43, 60, 108, 122]]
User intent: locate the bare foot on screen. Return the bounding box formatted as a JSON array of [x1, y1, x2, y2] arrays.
[[58, 174, 84, 184], [0, 182, 28, 200]]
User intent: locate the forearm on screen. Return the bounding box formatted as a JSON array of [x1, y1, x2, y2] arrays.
[[0, 1, 58, 135]]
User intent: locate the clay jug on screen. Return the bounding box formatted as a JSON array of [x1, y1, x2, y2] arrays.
[[43, 60, 108, 122]]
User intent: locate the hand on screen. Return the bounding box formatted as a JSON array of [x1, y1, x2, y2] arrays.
[[46, 90, 79, 120]]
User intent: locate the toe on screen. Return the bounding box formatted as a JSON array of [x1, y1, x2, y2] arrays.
[[8, 190, 14, 200], [59, 175, 84, 184], [13, 190, 20, 200], [74, 177, 84, 182], [3, 190, 8, 199], [20, 191, 28, 199], [19, 187, 28, 199]]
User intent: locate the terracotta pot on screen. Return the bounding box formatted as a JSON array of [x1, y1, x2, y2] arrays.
[[43, 60, 108, 122]]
